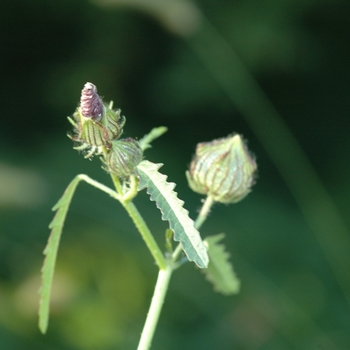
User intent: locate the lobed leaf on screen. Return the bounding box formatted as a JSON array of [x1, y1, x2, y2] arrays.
[[203, 234, 240, 295], [38, 174, 119, 334], [136, 160, 208, 268], [138, 126, 168, 151], [38, 176, 81, 334]]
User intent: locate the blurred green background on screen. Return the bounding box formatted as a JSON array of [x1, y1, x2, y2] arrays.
[[1, 0, 350, 349]]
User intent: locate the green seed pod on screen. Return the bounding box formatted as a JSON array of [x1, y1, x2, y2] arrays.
[[106, 138, 143, 177], [186, 134, 257, 203]]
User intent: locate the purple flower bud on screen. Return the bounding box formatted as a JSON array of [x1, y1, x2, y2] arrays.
[[80, 82, 103, 121], [70, 83, 127, 158]]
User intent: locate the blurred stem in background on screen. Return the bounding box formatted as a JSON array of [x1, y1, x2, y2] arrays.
[[186, 18, 350, 306]]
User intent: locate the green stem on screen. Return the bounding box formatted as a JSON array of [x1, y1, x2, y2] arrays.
[[172, 243, 183, 263], [195, 195, 215, 230], [110, 173, 167, 270], [121, 200, 167, 270], [110, 173, 124, 195], [77, 174, 120, 200], [137, 265, 173, 350], [138, 195, 214, 349]]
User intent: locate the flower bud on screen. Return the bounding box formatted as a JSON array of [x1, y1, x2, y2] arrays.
[[70, 83, 126, 157], [106, 138, 143, 177], [103, 108, 126, 142], [186, 134, 257, 203], [80, 82, 103, 121]]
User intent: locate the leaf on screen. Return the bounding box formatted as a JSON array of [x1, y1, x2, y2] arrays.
[[203, 234, 240, 295], [165, 228, 173, 254], [138, 126, 168, 151], [38, 174, 119, 334], [38, 176, 81, 334], [136, 160, 208, 268]]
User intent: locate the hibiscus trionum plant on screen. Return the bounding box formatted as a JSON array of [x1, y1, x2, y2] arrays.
[[38, 83, 257, 350]]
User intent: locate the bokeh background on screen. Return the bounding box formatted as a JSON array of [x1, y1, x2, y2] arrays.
[[1, 0, 350, 349]]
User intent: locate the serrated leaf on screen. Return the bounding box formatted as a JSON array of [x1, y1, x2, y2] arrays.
[[138, 126, 168, 151], [203, 234, 240, 295], [38, 176, 81, 334], [38, 174, 119, 334], [136, 160, 208, 268]]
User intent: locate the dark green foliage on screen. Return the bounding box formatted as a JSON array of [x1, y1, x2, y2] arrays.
[[1, 0, 350, 349]]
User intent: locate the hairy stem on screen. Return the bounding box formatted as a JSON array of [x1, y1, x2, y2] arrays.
[[195, 195, 215, 230], [137, 265, 173, 350], [138, 194, 214, 349], [111, 174, 167, 270], [121, 199, 167, 270]]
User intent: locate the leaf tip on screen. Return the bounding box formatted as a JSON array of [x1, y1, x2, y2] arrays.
[[38, 320, 48, 334]]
